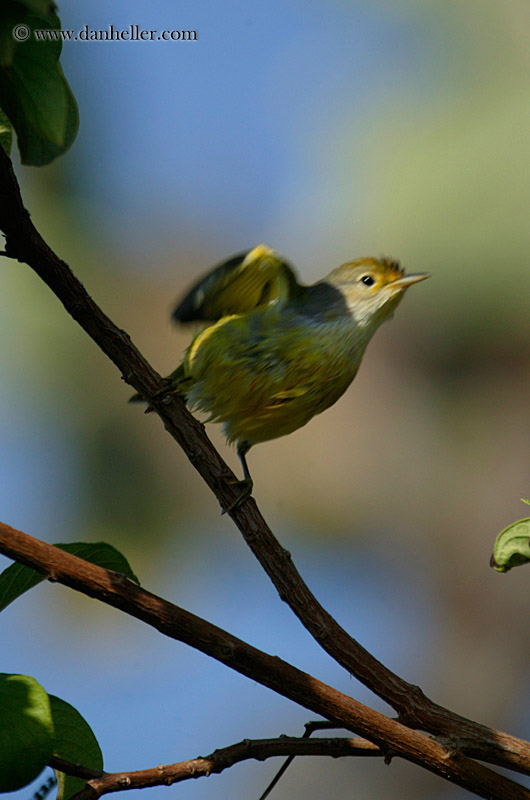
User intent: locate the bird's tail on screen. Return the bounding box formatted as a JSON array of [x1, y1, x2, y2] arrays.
[[129, 365, 188, 410]]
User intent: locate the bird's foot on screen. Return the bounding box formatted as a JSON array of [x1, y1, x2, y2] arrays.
[[153, 376, 184, 400], [221, 478, 254, 514], [129, 376, 184, 412]]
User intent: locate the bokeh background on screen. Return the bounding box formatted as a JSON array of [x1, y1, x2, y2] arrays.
[[2, 1, 530, 798]]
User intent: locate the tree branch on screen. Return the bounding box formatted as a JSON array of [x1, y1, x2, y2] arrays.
[[1, 149, 529, 792], [51, 736, 381, 799], [1, 523, 529, 800]]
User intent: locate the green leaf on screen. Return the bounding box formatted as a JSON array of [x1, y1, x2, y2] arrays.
[[0, 541, 140, 612], [490, 518, 530, 573], [50, 696, 103, 800], [0, 105, 12, 154], [58, 542, 140, 584], [0, 674, 54, 791], [0, 3, 78, 165]]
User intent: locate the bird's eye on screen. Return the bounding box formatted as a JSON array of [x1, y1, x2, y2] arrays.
[[360, 275, 375, 286]]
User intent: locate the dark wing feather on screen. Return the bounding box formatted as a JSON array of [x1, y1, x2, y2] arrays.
[[172, 244, 300, 323]]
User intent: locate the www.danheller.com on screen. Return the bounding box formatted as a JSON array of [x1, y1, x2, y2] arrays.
[[12, 23, 198, 42]]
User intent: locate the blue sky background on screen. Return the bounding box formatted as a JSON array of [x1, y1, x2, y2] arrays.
[[2, 1, 530, 799]]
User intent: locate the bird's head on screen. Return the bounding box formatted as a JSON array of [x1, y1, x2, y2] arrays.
[[325, 257, 429, 328]]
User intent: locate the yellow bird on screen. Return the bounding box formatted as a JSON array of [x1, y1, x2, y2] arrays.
[[134, 244, 428, 505]]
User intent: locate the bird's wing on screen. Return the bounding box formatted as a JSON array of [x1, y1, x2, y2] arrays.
[[172, 244, 300, 323]]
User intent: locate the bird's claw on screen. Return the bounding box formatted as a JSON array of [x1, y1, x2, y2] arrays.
[[221, 478, 254, 514]]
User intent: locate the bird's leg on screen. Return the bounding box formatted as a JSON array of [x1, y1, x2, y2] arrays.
[[238, 441, 253, 485], [222, 441, 254, 513]]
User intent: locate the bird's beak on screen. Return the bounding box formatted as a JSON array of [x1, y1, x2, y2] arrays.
[[391, 273, 430, 288]]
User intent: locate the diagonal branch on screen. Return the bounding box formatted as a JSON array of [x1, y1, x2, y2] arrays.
[[0, 149, 529, 779], [51, 736, 381, 799], [1, 522, 528, 800]]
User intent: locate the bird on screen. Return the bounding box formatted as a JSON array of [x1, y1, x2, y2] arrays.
[[132, 244, 429, 508]]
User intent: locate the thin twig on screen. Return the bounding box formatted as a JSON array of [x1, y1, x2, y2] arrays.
[[49, 757, 103, 781], [257, 721, 341, 800], [52, 736, 380, 800]]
